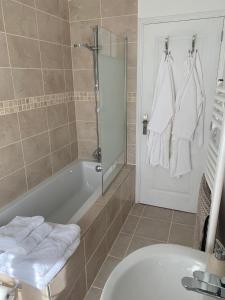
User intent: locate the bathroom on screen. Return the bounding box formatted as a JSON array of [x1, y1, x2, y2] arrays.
[[0, 0, 224, 299]]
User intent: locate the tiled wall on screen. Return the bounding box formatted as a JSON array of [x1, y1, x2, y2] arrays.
[[69, 0, 137, 164], [0, 0, 78, 209]]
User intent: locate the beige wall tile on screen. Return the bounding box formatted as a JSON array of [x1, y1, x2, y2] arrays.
[[127, 123, 136, 145], [69, 121, 77, 143], [127, 102, 136, 123], [67, 101, 76, 122], [128, 43, 137, 67], [0, 114, 20, 148], [76, 121, 97, 140], [78, 140, 97, 160], [2, 0, 38, 38], [50, 241, 85, 297], [70, 20, 101, 44], [109, 232, 132, 258], [0, 168, 27, 208], [101, 0, 137, 17], [64, 69, 74, 92], [70, 142, 78, 161], [72, 47, 93, 70], [102, 15, 137, 43], [7, 35, 41, 68], [62, 46, 72, 69], [22, 132, 50, 165], [40, 42, 63, 69], [37, 11, 62, 44], [36, 0, 69, 20], [16, 0, 35, 7], [127, 144, 136, 165], [85, 209, 108, 261], [67, 272, 87, 300], [51, 145, 71, 173], [60, 20, 71, 45], [13, 69, 43, 98], [0, 142, 24, 178], [75, 101, 96, 122], [86, 236, 108, 289], [107, 211, 123, 253], [0, 68, 14, 100], [26, 155, 52, 189], [47, 103, 68, 130], [18, 108, 48, 138], [0, 33, 9, 67], [43, 69, 65, 94], [69, 0, 100, 21], [73, 70, 94, 91], [127, 67, 137, 92], [50, 125, 70, 152], [106, 194, 121, 225], [0, 1, 4, 32]]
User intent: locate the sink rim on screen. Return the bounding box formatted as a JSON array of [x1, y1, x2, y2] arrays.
[[100, 244, 209, 300]]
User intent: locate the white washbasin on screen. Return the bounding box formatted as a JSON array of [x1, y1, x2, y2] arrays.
[[101, 244, 213, 300]]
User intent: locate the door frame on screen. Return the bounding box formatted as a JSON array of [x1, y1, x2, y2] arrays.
[[136, 10, 225, 204]]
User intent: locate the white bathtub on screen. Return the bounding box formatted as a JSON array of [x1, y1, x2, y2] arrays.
[[0, 161, 102, 226]]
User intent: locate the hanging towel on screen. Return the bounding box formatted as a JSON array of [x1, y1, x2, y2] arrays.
[[146, 53, 175, 169], [171, 51, 205, 177], [0, 216, 44, 252], [6, 223, 80, 289]]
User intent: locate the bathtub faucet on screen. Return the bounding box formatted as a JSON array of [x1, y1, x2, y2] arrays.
[[92, 147, 101, 162]]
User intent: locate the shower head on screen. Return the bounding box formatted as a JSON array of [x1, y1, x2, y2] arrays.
[[74, 43, 94, 51]]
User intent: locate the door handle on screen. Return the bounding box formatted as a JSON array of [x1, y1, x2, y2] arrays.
[[143, 114, 149, 135]]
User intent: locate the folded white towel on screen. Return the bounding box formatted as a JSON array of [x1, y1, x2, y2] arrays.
[[0, 216, 44, 251], [8, 223, 80, 289]]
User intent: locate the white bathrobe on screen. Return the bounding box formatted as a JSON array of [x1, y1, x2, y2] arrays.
[[170, 51, 205, 177], [146, 54, 175, 169]]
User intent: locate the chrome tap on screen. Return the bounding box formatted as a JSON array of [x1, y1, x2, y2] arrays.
[[182, 239, 225, 299]]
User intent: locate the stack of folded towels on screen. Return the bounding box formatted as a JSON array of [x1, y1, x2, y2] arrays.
[[0, 216, 80, 289]]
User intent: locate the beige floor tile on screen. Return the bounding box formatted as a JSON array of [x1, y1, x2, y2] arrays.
[[121, 215, 139, 235], [93, 256, 121, 289], [173, 211, 196, 226], [127, 236, 163, 255], [142, 205, 173, 221], [135, 218, 170, 241], [169, 223, 194, 247], [109, 232, 132, 258], [84, 287, 102, 300], [129, 203, 145, 217]]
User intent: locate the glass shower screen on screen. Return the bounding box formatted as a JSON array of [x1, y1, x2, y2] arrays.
[[98, 26, 127, 193]]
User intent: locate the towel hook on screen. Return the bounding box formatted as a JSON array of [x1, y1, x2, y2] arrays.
[[190, 34, 197, 55], [164, 36, 170, 57]]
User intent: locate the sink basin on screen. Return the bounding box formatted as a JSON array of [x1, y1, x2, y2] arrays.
[[101, 244, 213, 300]]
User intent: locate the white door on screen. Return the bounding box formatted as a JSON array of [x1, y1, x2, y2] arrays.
[[137, 17, 224, 212]]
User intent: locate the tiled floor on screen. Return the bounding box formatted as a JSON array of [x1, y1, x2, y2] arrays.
[[84, 204, 196, 300]]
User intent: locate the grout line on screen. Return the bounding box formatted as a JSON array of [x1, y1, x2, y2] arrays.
[[167, 210, 174, 243], [124, 211, 142, 257], [69, 14, 137, 24], [10, 0, 70, 22]]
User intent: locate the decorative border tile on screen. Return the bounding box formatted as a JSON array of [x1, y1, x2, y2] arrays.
[[0, 92, 75, 116]]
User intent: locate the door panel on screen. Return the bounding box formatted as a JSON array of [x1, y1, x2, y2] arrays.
[[138, 17, 224, 212]]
